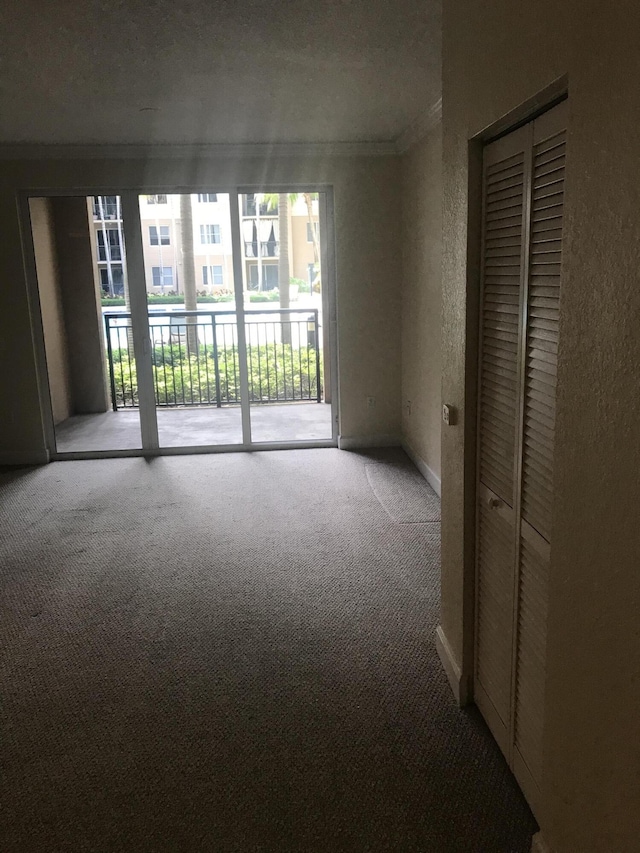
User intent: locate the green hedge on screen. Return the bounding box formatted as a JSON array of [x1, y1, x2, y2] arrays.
[[248, 291, 280, 303], [101, 294, 234, 307], [102, 286, 314, 307], [109, 342, 321, 408]]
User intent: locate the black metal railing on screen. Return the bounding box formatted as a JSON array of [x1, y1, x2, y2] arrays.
[[104, 309, 322, 410]]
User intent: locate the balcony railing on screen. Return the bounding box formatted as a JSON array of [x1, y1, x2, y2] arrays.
[[98, 247, 122, 262], [242, 199, 277, 217], [93, 206, 119, 220], [244, 240, 279, 258], [104, 309, 322, 410]]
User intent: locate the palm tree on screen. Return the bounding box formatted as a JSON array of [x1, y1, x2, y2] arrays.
[[276, 193, 291, 344], [302, 192, 320, 282], [179, 193, 198, 354], [261, 192, 292, 344]]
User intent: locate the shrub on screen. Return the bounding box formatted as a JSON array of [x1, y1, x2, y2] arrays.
[[249, 290, 280, 303], [108, 341, 322, 408], [290, 276, 309, 293], [101, 293, 234, 307]]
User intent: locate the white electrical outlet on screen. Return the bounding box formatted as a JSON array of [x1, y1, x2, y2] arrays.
[[442, 404, 453, 425]]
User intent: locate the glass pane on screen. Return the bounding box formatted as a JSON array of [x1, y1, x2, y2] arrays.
[[238, 191, 333, 443], [138, 192, 242, 447], [31, 195, 143, 453]]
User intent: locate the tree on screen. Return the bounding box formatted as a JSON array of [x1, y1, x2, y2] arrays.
[[302, 192, 320, 283], [179, 193, 198, 354], [261, 191, 320, 344], [262, 192, 292, 344]]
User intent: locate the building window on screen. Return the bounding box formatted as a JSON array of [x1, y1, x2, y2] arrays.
[[308, 263, 316, 286], [97, 229, 122, 261], [200, 224, 221, 244], [242, 193, 275, 217], [152, 266, 174, 288], [306, 222, 319, 242], [248, 263, 278, 291], [93, 195, 119, 220], [147, 194, 167, 204], [197, 193, 218, 203], [149, 225, 170, 246], [99, 268, 110, 294], [99, 265, 124, 296], [203, 265, 224, 286]]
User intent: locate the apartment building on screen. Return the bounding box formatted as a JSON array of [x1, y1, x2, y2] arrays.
[[93, 193, 319, 296]]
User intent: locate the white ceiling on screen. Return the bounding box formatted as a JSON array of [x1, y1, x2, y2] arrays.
[[0, 0, 441, 146]]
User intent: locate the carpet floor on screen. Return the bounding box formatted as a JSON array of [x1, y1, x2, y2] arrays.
[[0, 448, 536, 852]]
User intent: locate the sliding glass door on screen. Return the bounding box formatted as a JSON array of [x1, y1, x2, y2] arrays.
[[30, 195, 145, 454], [31, 186, 336, 458], [237, 190, 333, 444], [134, 192, 244, 448]]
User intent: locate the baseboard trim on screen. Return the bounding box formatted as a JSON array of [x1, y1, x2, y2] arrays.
[[401, 440, 441, 496], [436, 625, 470, 707], [338, 434, 401, 450], [531, 832, 555, 853], [0, 449, 50, 466]]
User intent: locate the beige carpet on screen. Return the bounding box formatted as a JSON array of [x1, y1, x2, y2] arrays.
[[365, 460, 441, 523], [0, 448, 535, 852]]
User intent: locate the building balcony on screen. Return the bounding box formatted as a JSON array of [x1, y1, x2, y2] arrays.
[[242, 197, 277, 217], [244, 241, 279, 259]]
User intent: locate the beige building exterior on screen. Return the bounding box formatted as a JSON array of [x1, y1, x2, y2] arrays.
[[92, 193, 319, 298]]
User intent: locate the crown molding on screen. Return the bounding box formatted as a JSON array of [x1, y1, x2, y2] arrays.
[[0, 140, 398, 161], [395, 97, 442, 154]]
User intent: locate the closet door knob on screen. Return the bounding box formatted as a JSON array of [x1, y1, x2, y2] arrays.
[[488, 497, 502, 509]]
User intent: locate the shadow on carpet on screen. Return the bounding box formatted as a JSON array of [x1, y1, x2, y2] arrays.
[[366, 459, 441, 523]]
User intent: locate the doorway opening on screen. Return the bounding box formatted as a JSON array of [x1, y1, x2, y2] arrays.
[[27, 188, 337, 458]]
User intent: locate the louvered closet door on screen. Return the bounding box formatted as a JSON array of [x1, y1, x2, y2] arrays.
[[513, 101, 567, 810], [474, 124, 531, 754], [475, 100, 567, 809]]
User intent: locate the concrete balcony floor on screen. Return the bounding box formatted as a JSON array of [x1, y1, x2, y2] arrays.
[[54, 402, 334, 453]]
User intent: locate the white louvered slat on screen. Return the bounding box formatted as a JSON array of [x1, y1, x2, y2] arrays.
[[475, 126, 529, 756], [514, 524, 550, 787], [476, 487, 516, 735], [521, 125, 565, 541], [475, 103, 566, 813], [512, 108, 566, 805], [477, 141, 525, 505]]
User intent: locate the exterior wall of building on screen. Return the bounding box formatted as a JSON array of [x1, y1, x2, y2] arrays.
[[92, 193, 318, 296], [290, 217, 317, 285], [241, 195, 319, 293]]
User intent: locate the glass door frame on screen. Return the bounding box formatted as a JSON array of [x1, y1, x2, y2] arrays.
[[21, 184, 338, 460], [237, 184, 338, 448]]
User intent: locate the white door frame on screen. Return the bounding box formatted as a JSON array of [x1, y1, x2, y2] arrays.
[[120, 191, 159, 452], [19, 184, 339, 460]]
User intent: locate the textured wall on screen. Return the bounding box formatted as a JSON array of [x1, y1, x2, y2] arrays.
[[52, 197, 109, 414], [29, 198, 71, 424], [0, 153, 401, 458], [400, 125, 442, 482], [442, 2, 640, 851], [0, 0, 440, 146]]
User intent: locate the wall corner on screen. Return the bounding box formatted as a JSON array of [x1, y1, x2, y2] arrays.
[[531, 832, 555, 853], [435, 624, 471, 707]]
